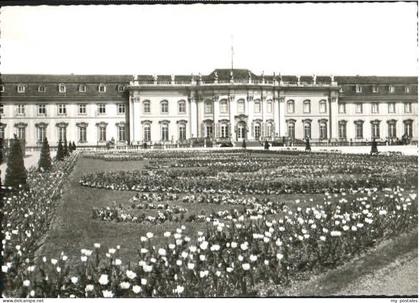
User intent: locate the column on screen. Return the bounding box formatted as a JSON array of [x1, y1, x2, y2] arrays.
[[229, 94, 235, 141], [261, 94, 266, 137], [189, 96, 198, 138], [132, 98, 141, 143], [247, 94, 254, 140], [128, 93, 135, 143], [273, 94, 280, 138], [279, 93, 287, 137], [329, 90, 339, 140], [213, 95, 219, 140]]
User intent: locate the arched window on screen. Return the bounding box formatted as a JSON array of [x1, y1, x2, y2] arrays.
[[371, 120, 380, 139], [254, 100, 261, 113], [143, 100, 151, 113], [338, 121, 347, 139], [205, 100, 213, 114], [161, 123, 169, 141], [58, 83, 66, 93], [387, 120, 396, 138], [143, 124, 151, 142], [79, 84, 86, 93], [287, 100, 295, 114], [98, 83, 106, 93], [303, 121, 311, 138], [319, 121, 327, 139], [17, 84, 25, 93], [220, 123, 229, 138], [355, 120, 364, 139], [267, 122, 273, 137], [237, 99, 245, 114], [254, 122, 261, 140], [220, 99, 228, 114], [178, 124, 186, 141], [303, 100, 311, 113], [404, 120, 413, 137], [161, 100, 169, 113], [288, 121, 295, 139], [319, 100, 327, 113], [178, 100, 186, 113]]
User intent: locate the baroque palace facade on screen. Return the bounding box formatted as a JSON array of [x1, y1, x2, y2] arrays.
[[0, 69, 417, 147]]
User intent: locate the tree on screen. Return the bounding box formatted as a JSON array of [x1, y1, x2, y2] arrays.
[[264, 140, 270, 150], [305, 137, 311, 151], [370, 138, 378, 155], [56, 140, 64, 161], [38, 137, 52, 172], [242, 139, 247, 149], [72, 141, 77, 151], [68, 141, 73, 153], [63, 138, 69, 157], [5, 135, 28, 189]]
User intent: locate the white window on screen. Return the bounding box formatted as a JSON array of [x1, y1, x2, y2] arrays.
[[303, 100, 311, 113], [205, 125, 213, 138], [161, 100, 169, 114], [267, 101, 273, 113], [319, 122, 328, 139], [304, 121, 311, 138], [99, 125, 107, 142], [319, 100, 327, 113], [79, 84, 87, 92], [404, 120, 413, 137], [0, 85, 4, 92], [57, 104, 67, 115], [338, 103, 346, 114], [288, 122, 295, 139], [118, 125, 126, 141], [38, 104, 47, 115], [388, 85, 395, 93], [405, 86, 410, 93], [118, 85, 125, 92], [287, 100, 295, 114], [388, 103, 396, 113], [98, 104, 106, 114], [161, 123, 169, 141], [371, 103, 379, 114], [178, 100, 186, 113], [220, 124, 228, 138], [143, 100, 151, 113], [355, 85, 362, 93], [16, 104, 25, 115], [338, 121, 347, 139], [388, 121, 396, 138], [404, 103, 412, 113], [254, 123, 261, 140], [355, 121, 364, 139], [205, 101, 213, 114], [58, 126, 67, 142], [79, 126, 87, 143], [98, 84, 106, 93], [143, 124, 151, 141], [355, 103, 363, 114], [118, 104, 126, 114], [254, 101, 261, 113], [237, 99, 245, 114], [58, 83, 66, 93], [17, 126, 26, 141], [17, 84, 25, 93], [372, 85, 378, 93], [79, 104, 87, 115], [37, 125, 47, 142], [371, 121, 380, 139], [220, 100, 228, 114], [179, 124, 187, 141], [38, 85, 46, 93]]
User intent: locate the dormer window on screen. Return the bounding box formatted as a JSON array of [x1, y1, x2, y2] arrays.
[[372, 85, 378, 93], [355, 84, 362, 93], [58, 83, 66, 93], [79, 84, 87, 92], [0, 85, 4, 92], [388, 85, 395, 93], [17, 84, 25, 93], [405, 86, 410, 93], [98, 84, 106, 93], [117, 85, 124, 92], [38, 85, 46, 93]]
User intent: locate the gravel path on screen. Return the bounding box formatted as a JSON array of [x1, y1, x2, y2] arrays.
[[337, 249, 418, 296]]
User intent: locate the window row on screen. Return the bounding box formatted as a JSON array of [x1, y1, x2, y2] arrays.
[[354, 85, 411, 94], [1, 83, 126, 94], [338, 102, 413, 114], [0, 103, 127, 116], [337, 120, 414, 139], [142, 100, 187, 114], [287, 121, 328, 140], [286, 100, 327, 114]]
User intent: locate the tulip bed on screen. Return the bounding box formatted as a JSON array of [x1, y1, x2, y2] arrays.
[[2, 150, 418, 298]]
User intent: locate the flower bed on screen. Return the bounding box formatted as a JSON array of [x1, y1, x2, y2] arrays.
[[3, 187, 417, 297]]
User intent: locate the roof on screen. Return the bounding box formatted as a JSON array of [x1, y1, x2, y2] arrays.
[[1, 74, 133, 83], [335, 76, 417, 85]]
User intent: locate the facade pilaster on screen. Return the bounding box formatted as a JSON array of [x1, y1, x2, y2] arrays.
[[229, 94, 235, 140], [128, 93, 135, 143], [213, 95, 219, 140], [247, 93, 254, 140], [189, 95, 198, 138], [279, 91, 287, 137], [273, 93, 280, 137]]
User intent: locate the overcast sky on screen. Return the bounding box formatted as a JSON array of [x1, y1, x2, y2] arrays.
[[0, 2, 417, 76]]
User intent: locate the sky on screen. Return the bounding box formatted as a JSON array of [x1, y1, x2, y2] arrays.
[[0, 2, 418, 76]]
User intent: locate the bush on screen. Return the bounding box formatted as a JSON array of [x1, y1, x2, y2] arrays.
[[56, 140, 65, 161], [63, 138, 69, 157], [5, 135, 28, 190], [242, 139, 247, 149], [264, 140, 270, 150], [38, 137, 52, 172], [305, 138, 311, 151]]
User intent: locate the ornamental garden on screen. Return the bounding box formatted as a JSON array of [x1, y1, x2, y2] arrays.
[[1, 145, 418, 297]]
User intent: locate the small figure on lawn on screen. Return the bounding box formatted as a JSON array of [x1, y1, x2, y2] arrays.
[[370, 138, 378, 155], [264, 140, 270, 150], [305, 137, 311, 152], [242, 139, 246, 149]]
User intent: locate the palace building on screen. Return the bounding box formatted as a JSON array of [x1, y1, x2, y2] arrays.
[[0, 69, 417, 148]]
